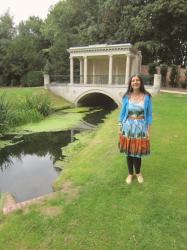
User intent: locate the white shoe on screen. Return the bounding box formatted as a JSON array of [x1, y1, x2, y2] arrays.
[[136, 174, 144, 183], [126, 175, 133, 184]]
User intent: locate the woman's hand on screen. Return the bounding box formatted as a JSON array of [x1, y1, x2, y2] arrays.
[[118, 123, 122, 134], [146, 130, 150, 139], [146, 125, 150, 139]]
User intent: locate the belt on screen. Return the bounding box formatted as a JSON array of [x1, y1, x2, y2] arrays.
[[128, 116, 144, 120]]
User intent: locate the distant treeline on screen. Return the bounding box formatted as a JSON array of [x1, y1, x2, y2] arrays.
[[0, 0, 186, 86]]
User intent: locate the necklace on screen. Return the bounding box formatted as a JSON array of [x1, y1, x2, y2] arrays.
[[129, 93, 144, 103]]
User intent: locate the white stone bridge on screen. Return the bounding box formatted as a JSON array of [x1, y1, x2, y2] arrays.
[[46, 83, 125, 106], [45, 81, 160, 107], [44, 44, 161, 106]]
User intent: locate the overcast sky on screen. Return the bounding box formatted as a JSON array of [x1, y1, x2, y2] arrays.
[[0, 0, 60, 25]]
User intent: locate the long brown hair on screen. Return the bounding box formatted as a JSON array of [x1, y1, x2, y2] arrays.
[[123, 74, 151, 97]]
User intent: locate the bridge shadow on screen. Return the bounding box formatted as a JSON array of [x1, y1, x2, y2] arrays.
[[77, 92, 118, 109]]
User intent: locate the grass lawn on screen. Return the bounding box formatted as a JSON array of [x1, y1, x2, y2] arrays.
[[0, 92, 187, 249]]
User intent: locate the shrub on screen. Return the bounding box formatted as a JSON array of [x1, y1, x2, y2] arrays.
[[169, 64, 179, 87], [0, 93, 52, 131], [160, 64, 168, 87], [148, 63, 157, 75], [8, 108, 43, 127], [180, 81, 187, 89], [185, 69, 187, 83], [148, 63, 157, 84], [20, 74, 27, 86], [25, 94, 52, 117], [0, 75, 9, 86], [0, 93, 11, 133], [11, 78, 20, 86], [20, 71, 43, 87], [140, 74, 152, 85]]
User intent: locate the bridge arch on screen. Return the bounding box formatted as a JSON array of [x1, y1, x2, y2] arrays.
[[74, 89, 120, 107]]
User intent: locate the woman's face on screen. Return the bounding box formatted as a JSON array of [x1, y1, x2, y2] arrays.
[[131, 76, 141, 91]]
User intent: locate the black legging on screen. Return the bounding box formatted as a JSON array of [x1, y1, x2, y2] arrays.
[[126, 156, 141, 175]]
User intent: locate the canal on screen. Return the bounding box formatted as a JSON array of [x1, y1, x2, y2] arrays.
[[0, 107, 113, 202]]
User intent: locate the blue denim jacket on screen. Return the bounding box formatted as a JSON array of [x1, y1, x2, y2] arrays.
[[118, 94, 152, 127]]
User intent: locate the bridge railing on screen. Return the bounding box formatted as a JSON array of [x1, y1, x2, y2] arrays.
[[87, 75, 108, 84], [49, 74, 153, 85], [112, 75, 125, 85], [50, 75, 70, 83], [50, 74, 127, 85]]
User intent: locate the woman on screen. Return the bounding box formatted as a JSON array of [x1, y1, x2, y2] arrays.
[[118, 74, 152, 184]]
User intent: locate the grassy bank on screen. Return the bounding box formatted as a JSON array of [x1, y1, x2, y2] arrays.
[[0, 87, 71, 134], [0, 87, 71, 110], [0, 87, 87, 149], [0, 88, 91, 135], [0, 92, 187, 249]]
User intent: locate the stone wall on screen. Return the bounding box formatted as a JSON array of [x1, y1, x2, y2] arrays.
[[141, 65, 186, 84]]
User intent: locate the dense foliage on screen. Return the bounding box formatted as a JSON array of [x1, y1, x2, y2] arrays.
[[169, 64, 179, 87], [0, 0, 187, 85], [160, 64, 168, 87], [0, 93, 11, 132], [0, 92, 52, 133]]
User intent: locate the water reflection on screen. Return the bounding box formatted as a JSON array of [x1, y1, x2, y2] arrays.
[[0, 130, 80, 169], [0, 130, 81, 202], [83, 108, 111, 125], [0, 154, 58, 202]]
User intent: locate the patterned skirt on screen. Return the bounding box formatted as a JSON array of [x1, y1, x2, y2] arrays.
[[121, 118, 150, 158]]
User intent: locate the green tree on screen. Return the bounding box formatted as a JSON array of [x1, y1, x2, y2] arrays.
[[133, 0, 187, 65], [148, 62, 157, 84], [160, 64, 168, 87], [169, 64, 179, 87], [1, 0, 187, 82], [3, 16, 47, 85], [0, 12, 15, 85], [42, 0, 101, 75]]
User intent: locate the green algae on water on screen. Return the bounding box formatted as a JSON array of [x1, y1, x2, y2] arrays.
[[14, 109, 87, 133]]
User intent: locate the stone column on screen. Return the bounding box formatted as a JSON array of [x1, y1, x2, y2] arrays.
[[115, 64, 118, 84], [84, 56, 87, 84], [44, 74, 50, 89], [131, 56, 136, 75], [92, 61, 96, 84], [70, 56, 74, 84], [79, 57, 83, 83], [153, 74, 161, 89], [108, 54, 113, 84], [125, 54, 131, 85], [138, 51, 142, 73]]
